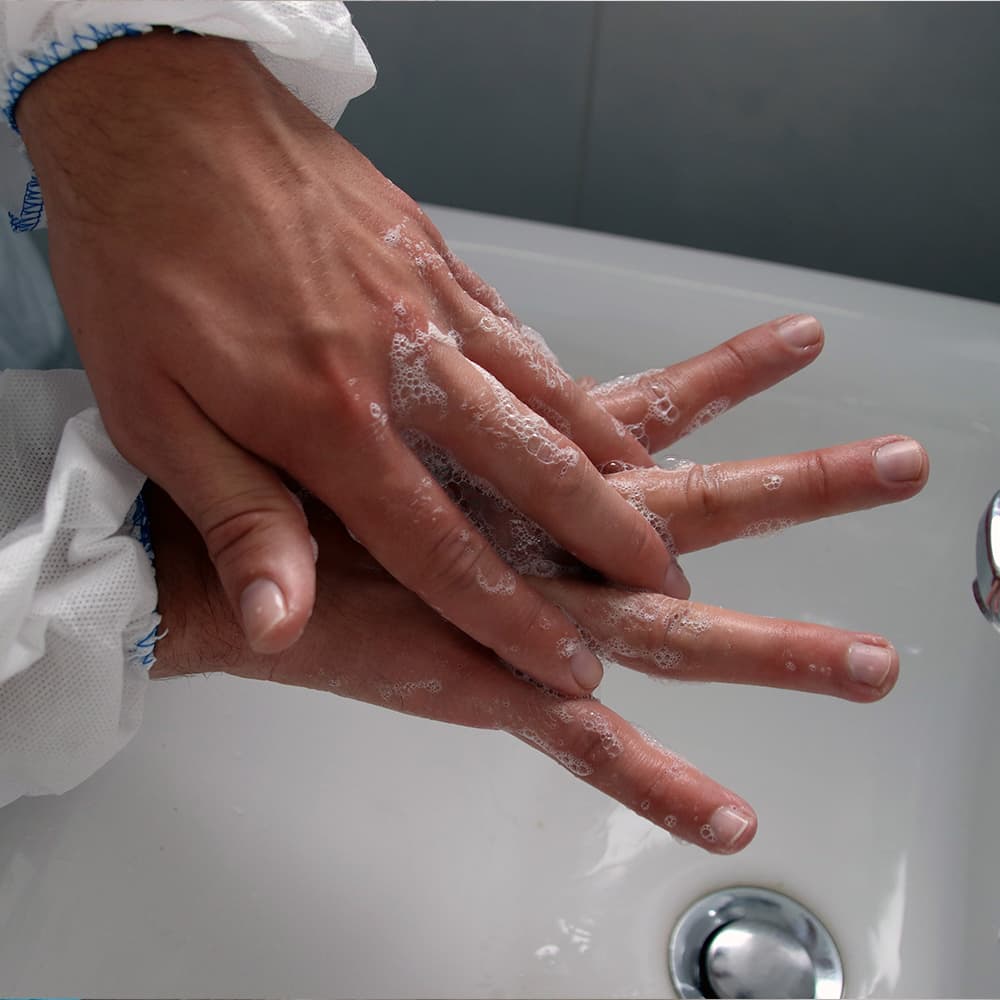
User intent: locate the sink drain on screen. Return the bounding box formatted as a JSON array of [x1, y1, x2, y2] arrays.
[[668, 886, 843, 999]]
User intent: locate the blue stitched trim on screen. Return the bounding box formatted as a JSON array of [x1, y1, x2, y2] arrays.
[[4, 22, 150, 233], [125, 490, 165, 671], [133, 622, 165, 669], [128, 490, 155, 565], [7, 173, 43, 232], [3, 22, 148, 132]]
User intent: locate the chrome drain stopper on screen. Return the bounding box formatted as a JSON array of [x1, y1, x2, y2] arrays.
[[668, 886, 843, 999]]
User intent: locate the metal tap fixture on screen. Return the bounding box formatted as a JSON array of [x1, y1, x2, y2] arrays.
[[974, 491, 1000, 631]]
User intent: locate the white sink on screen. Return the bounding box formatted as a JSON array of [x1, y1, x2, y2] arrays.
[[1, 207, 998, 998]]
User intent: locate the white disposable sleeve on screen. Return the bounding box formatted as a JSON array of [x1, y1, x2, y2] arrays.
[[1, 0, 377, 229], [0, 369, 159, 807]]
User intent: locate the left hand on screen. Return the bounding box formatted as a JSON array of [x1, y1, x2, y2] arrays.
[[148, 317, 928, 853]]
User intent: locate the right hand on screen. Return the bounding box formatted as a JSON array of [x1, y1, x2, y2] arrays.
[[17, 29, 692, 697]]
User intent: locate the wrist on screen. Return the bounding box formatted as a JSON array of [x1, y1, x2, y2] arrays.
[[143, 482, 241, 681], [16, 29, 301, 226]]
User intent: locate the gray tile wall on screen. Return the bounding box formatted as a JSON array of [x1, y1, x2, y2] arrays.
[[339, 2, 598, 225], [339, 2, 999, 304]]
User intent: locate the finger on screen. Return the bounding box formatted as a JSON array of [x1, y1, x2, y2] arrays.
[[133, 383, 316, 654], [282, 540, 755, 855], [533, 578, 899, 703], [414, 347, 688, 597], [609, 435, 929, 554], [304, 425, 608, 698], [430, 250, 654, 471], [459, 306, 654, 471], [442, 246, 522, 326], [265, 509, 754, 854], [589, 313, 824, 452], [506, 695, 757, 854]]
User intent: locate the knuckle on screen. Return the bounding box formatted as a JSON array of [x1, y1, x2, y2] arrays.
[[419, 215, 451, 258], [515, 592, 563, 647], [703, 338, 754, 400], [421, 523, 491, 598], [565, 713, 625, 773], [718, 338, 754, 381], [802, 450, 835, 503], [198, 491, 286, 569], [309, 352, 381, 429], [616, 503, 662, 571], [686, 462, 724, 519], [544, 450, 590, 503], [634, 765, 678, 814], [647, 599, 688, 650], [573, 728, 616, 771]]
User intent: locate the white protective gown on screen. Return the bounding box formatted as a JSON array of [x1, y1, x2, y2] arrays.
[[0, 1, 376, 807]]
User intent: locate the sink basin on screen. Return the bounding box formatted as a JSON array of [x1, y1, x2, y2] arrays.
[[1, 206, 998, 998]]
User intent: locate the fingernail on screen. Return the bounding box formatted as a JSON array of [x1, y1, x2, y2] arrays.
[[709, 805, 752, 850], [240, 578, 289, 650], [570, 648, 604, 691], [874, 440, 924, 483], [664, 561, 691, 600], [847, 642, 893, 687], [776, 314, 822, 348], [310, 535, 319, 563]]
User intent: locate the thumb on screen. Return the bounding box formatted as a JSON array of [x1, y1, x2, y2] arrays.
[[144, 401, 317, 656]]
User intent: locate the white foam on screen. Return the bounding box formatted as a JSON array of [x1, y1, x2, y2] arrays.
[[653, 648, 684, 670], [740, 518, 795, 539], [381, 220, 448, 275], [656, 455, 696, 472], [527, 395, 571, 437], [557, 636, 580, 659], [369, 401, 389, 436], [389, 326, 449, 417], [544, 701, 575, 724], [762, 473, 784, 491], [591, 369, 679, 448], [582, 592, 708, 673], [634, 725, 666, 752], [515, 727, 593, 776], [473, 316, 567, 391], [683, 398, 730, 437], [377, 678, 444, 703], [399, 431, 571, 578], [579, 709, 623, 758], [463, 362, 579, 474], [610, 471, 677, 554], [476, 566, 516, 596]]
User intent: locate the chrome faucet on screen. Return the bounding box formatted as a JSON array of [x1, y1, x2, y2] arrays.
[[974, 490, 1000, 631]]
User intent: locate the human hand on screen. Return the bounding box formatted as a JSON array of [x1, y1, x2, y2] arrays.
[[16, 30, 681, 698], [147, 316, 928, 853]]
